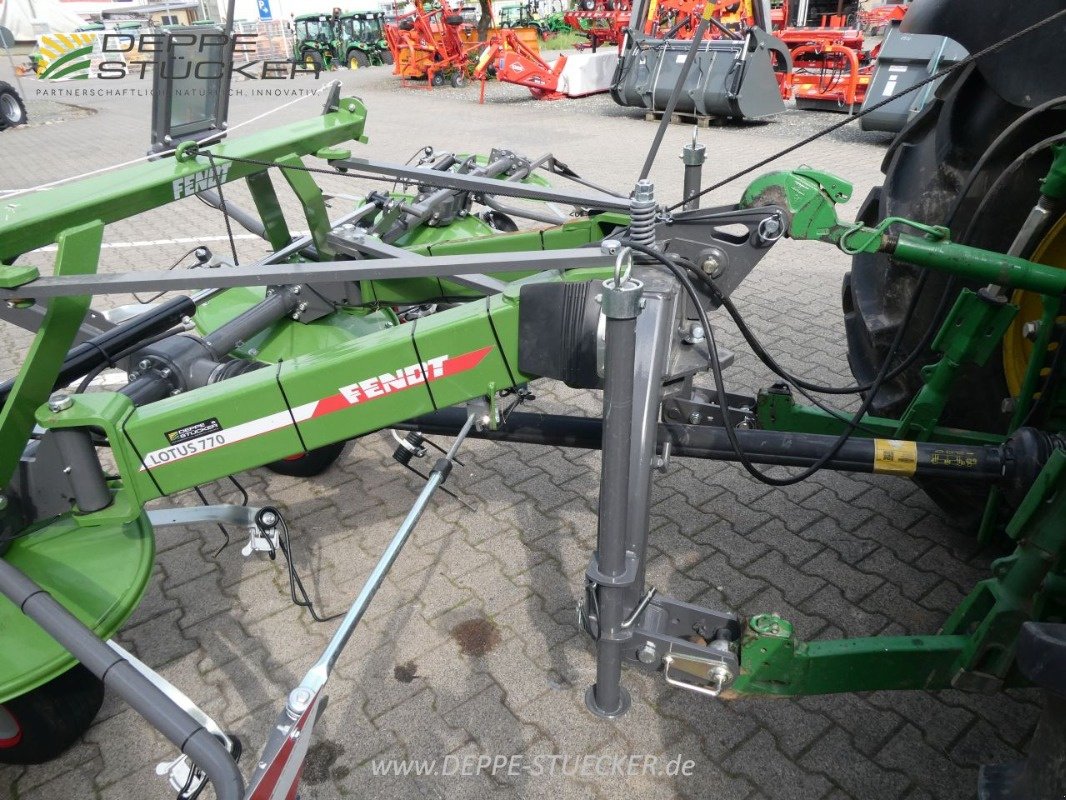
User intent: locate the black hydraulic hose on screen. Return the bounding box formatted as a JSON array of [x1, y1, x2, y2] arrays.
[[0, 559, 244, 800], [393, 409, 1008, 483], [0, 296, 195, 407]]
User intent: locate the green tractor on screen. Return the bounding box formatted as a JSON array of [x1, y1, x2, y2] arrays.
[[339, 11, 392, 68], [292, 12, 343, 71]]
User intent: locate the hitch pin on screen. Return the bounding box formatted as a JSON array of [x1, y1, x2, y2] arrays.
[[621, 586, 657, 629]]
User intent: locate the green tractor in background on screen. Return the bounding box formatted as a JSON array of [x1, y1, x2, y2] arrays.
[[339, 11, 393, 67], [292, 12, 343, 71]]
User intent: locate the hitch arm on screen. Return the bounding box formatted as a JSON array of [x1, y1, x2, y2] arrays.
[[741, 168, 1066, 297]]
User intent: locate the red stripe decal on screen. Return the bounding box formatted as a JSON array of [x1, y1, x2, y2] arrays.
[[309, 346, 493, 420]]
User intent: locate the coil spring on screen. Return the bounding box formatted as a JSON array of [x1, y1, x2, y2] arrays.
[[629, 179, 657, 262]]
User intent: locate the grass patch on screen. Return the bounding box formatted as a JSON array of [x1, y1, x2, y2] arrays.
[[540, 29, 586, 51]]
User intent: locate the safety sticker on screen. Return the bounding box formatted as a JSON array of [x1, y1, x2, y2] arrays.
[[872, 439, 918, 476]]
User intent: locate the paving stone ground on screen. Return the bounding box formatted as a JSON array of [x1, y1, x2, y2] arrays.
[[0, 63, 1040, 800]]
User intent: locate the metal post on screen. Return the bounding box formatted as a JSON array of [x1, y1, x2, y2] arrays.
[[49, 393, 112, 513], [586, 244, 644, 718], [681, 129, 706, 211]]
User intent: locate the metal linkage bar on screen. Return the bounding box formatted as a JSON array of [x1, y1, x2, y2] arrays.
[[0, 249, 613, 299], [243, 410, 477, 799], [331, 157, 632, 211], [326, 229, 508, 295]]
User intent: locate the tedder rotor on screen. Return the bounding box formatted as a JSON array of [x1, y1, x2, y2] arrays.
[[1, 2, 1065, 798]]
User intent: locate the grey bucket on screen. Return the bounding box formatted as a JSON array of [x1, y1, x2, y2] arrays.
[[611, 27, 791, 120]]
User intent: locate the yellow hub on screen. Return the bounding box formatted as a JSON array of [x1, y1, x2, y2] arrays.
[[349, 55, 360, 69], [1003, 212, 1066, 396]]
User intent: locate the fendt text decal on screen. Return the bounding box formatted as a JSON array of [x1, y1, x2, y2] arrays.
[[139, 347, 493, 470]]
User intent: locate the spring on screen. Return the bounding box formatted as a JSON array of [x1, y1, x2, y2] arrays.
[[629, 179, 657, 262]]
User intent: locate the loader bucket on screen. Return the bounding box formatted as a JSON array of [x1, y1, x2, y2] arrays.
[[611, 27, 789, 120]]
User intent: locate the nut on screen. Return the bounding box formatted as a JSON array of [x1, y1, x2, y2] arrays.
[[48, 392, 73, 413]]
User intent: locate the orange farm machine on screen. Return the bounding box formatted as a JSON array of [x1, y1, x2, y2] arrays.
[[384, 0, 481, 86]]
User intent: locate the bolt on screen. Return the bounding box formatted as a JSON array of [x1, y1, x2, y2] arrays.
[[710, 664, 733, 693], [701, 255, 723, 278], [601, 239, 621, 256], [170, 389, 182, 396], [688, 411, 701, 425], [638, 641, 658, 664], [1022, 320, 1041, 341], [735, 418, 752, 430], [287, 687, 313, 716], [0, 494, 9, 512], [48, 392, 73, 413], [260, 510, 279, 527], [633, 179, 654, 202], [689, 323, 705, 342], [1001, 397, 1016, 414], [138, 359, 152, 372]]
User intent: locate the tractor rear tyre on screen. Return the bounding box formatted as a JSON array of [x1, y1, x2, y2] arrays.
[[303, 50, 325, 72], [0, 665, 104, 765], [0, 82, 27, 130], [842, 65, 1066, 523], [266, 441, 348, 477], [380, 49, 394, 65], [348, 49, 370, 69]]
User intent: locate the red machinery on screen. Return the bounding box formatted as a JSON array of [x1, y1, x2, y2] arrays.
[[473, 27, 618, 100], [859, 1, 909, 35], [384, 0, 480, 86], [643, 0, 756, 39], [563, 8, 630, 49]]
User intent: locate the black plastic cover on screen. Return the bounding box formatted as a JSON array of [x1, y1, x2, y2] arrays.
[[518, 281, 603, 389]]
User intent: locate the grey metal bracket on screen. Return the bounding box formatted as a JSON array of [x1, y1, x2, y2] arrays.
[[622, 594, 742, 695], [658, 204, 787, 305], [662, 385, 757, 428]]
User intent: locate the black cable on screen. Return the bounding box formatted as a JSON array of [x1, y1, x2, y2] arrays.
[[193, 485, 231, 556], [664, 6, 1066, 212], [73, 326, 184, 394], [133, 246, 204, 304], [205, 150, 241, 267], [275, 515, 343, 623], [682, 256, 933, 395], [623, 239, 918, 486]]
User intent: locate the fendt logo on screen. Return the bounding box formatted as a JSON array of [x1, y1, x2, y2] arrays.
[[172, 164, 232, 200]]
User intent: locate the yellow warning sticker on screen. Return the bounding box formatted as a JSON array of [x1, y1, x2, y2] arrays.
[[873, 439, 918, 476]]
